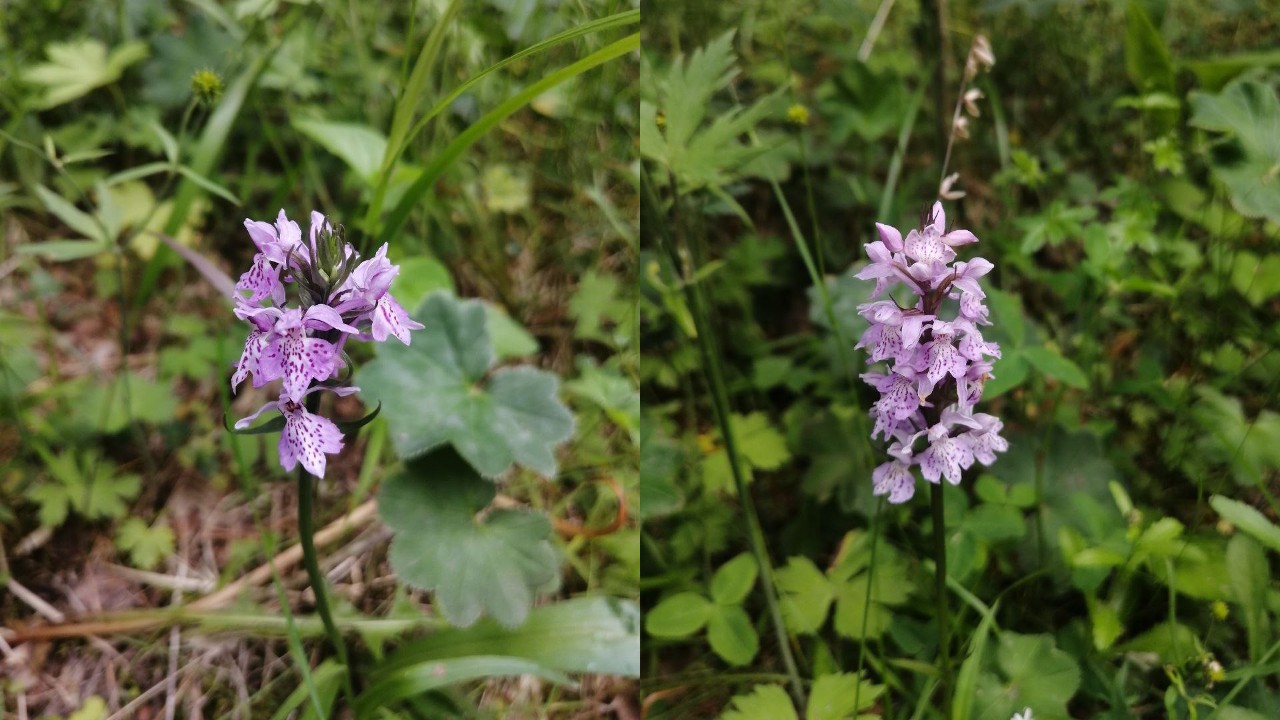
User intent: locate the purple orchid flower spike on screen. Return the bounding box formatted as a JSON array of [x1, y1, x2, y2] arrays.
[[854, 202, 1007, 503], [229, 209, 422, 478]]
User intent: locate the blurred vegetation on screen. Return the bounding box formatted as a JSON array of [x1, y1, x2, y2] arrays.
[[639, 0, 1280, 718]]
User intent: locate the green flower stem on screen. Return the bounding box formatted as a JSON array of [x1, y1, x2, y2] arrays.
[[931, 481, 953, 718], [298, 394, 356, 704], [297, 468, 356, 702], [644, 168, 807, 709]]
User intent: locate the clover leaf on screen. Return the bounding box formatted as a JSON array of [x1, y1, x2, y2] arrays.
[[379, 449, 559, 628], [644, 553, 760, 666], [356, 292, 574, 478]]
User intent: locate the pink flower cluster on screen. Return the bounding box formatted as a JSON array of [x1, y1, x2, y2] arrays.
[[854, 202, 1008, 503], [231, 210, 422, 477]]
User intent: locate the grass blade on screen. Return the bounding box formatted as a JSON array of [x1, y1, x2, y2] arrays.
[[354, 657, 569, 716], [376, 32, 638, 248]]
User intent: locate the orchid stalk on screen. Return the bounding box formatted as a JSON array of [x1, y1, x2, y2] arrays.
[[854, 201, 1008, 711], [227, 209, 423, 702]]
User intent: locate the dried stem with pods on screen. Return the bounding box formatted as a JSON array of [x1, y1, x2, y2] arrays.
[[938, 35, 995, 200]]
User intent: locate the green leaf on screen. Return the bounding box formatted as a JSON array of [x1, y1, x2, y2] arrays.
[[984, 287, 1026, 348], [824, 534, 914, 640], [659, 30, 737, 152], [354, 656, 567, 717], [376, 596, 640, 678], [268, 660, 344, 720], [645, 591, 713, 638], [566, 361, 640, 442], [115, 518, 175, 570], [1086, 595, 1124, 651], [356, 293, 575, 478], [1230, 251, 1280, 305], [732, 412, 791, 471], [965, 504, 1027, 543], [82, 471, 141, 521], [954, 601, 999, 720], [808, 672, 883, 720], [75, 373, 178, 433], [292, 118, 389, 185], [710, 553, 758, 606], [1188, 80, 1280, 224], [775, 556, 835, 634], [1211, 495, 1280, 554], [706, 603, 759, 666], [15, 239, 108, 261], [639, 417, 684, 519], [832, 572, 895, 640], [1182, 50, 1280, 92], [719, 684, 799, 720], [33, 185, 107, 243], [484, 303, 539, 359], [27, 482, 71, 528], [1192, 389, 1280, 486], [174, 165, 241, 205], [378, 450, 558, 628], [1133, 516, 1185, 558], [1157, 177, 1247, 238], [1226, 534, 1269, 660], [24, 39, 149, 109], [569, 269, 627, 343], [1118, 621, 1204, 665], [974, 633, 1080, 720], [641, 31, 788, 193], [1125, 1, 1175, 93], [151, 121, 180, 164], [1213, 707, 1274, 720], [1021, 346, 1088, 389], [389, 255, 455, 311]]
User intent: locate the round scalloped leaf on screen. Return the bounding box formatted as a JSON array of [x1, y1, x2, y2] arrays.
[[974, 632, 1081, 720], [356, 292, 575, 478], [379, 449, 559, 628], [1189, 80, 1280, 224]]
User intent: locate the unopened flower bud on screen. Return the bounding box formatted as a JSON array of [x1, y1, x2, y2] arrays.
[[965, 35, 995, 79], [787, 103, 811, 127], [939, 173, 965, 200], [191, 69, 224, 107], [963, 88, 984, 117]]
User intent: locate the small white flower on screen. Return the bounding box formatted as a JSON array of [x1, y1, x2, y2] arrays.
[[1011, 709, 1033, 720]]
